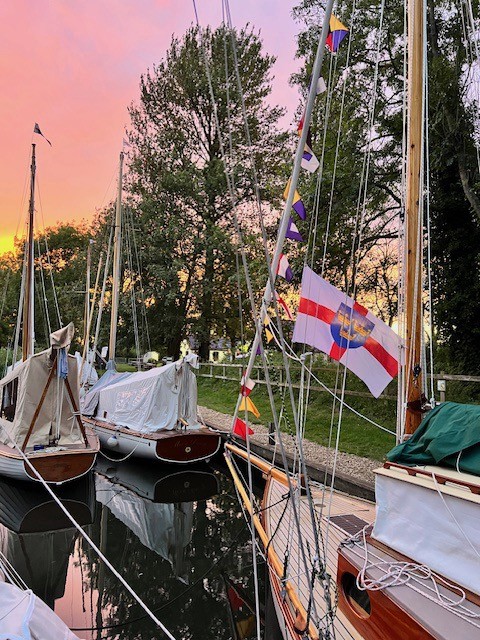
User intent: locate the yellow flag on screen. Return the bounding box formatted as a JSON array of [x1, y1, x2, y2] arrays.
[[239, 396, 260, 419], [264, 314, 274, 343], [330, 14, 348, 32]]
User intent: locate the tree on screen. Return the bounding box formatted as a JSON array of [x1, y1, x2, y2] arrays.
[[292, 0, 480, 373], [127, 25, 288, 359]]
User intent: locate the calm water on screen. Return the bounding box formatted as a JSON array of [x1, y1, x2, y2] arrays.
[[0, 457, 283, 639]]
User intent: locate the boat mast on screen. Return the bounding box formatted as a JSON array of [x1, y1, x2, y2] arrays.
[[404, 0, 425, 434], [22, 143, 36, 361], [108, 151, 124, 367]]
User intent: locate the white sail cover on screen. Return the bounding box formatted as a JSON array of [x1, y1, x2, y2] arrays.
[[0, 349, 84, 449], [0, 581, 79, 640], [74, 352, 98, 389], [372, 470, 480, 594], [95, 357, 200, 432]]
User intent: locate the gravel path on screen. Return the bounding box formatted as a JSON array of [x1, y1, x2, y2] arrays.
[[199, 405, 380, 486]]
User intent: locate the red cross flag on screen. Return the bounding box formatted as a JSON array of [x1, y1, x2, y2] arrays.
[[292, 266, 401, 397]]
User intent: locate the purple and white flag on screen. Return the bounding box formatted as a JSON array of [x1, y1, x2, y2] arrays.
[[301, 144, 319, 173], [276, 254, 293, 282], [285, 217, 303, 242]]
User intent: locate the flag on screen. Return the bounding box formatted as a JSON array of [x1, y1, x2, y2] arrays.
[[264, 315, 274, 343], [292, 266, 400, 397], [239, 396, 260, 419], [276, 292, 294, 321], [326, 15, 349, 53], [33, 123, 52, 146], [316, 77, 327, 94], [240, 373, 255, 396], [283, 179, 306, 220], [233, 417, 254, 439], [122, 137, 131, 148], [276, 254, 293, 282], [301, 144, 320, 173], [285, 217, 304, 242]]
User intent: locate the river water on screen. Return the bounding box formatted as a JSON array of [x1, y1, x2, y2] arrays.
[[0, 457, 283, 639]]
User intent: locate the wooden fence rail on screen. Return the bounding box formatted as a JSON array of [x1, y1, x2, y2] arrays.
[[198, 362, 480, 401]]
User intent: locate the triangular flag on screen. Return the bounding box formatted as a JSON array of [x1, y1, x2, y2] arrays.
[[285, 217, 304, 242], [264, 315, 274, 343], [276, 254, 293, 282], [326, 15, 349, 53], [33, 123, 52, 146], [239, 396, 260, 419], [233, 417, 254, 439], [316, 77, 327, 94], [240, 373, 256, 396], [301, 144, 320, 173], [283, 179, 306, 220], [276, 292, 294, 321]]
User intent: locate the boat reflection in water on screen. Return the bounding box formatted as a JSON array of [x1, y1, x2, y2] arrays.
[[0, 474, 95, 609], [94, 457, 220, 584], [0, 459, 274, 639]]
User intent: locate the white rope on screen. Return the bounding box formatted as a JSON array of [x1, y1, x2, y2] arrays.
[[0, 424, 177, 640], [346, 526, 480, 624]]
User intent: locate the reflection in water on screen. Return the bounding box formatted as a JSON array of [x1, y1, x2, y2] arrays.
[[0, 460, 281, 639]]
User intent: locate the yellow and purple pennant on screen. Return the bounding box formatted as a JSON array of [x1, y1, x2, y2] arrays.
[[326, 15, 349, 53], [284, 179, 306, 220]]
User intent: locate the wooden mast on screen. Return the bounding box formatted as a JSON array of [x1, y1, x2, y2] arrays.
[[108, 151, 124, 367], [22, 144, 36, 361], [404, 0, 425, 434]]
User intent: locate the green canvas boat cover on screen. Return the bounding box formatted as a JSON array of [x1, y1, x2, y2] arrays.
[[387, 401, 480, 476]]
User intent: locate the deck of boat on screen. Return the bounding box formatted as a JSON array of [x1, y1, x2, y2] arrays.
[[264, 472, 480, 640]]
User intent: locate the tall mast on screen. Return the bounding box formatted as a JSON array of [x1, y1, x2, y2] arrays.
[[231, 0, 336, 425], [22, 144, 36, 361], [108, 151, 124, 367], [404, 0, 425, 434]]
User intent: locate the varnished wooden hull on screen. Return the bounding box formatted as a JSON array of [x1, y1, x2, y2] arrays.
[[85, 418, 221, 464], [0, 429, 99, 485]]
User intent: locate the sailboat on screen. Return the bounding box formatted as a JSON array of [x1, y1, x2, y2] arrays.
[[82, 150, 222, 464], [224, 0, 480, 638], [0, 141, 99, 484]]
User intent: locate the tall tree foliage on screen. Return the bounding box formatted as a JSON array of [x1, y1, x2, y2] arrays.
[[293, 0, 480, 373], [127, 26, 288, 359]]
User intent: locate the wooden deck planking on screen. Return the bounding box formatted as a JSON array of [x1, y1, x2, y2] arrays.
[[264, 477, 375, 639]]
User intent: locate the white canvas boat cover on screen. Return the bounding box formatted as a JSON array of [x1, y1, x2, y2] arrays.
[[0, 344, 85, 449], [94, 357, 200, 432], [74, 351, 98, 389], [0, 581, 79, 640], [372, 470, 480, 594], [81, 369, 132, 416], [95, 473, 193, 583]]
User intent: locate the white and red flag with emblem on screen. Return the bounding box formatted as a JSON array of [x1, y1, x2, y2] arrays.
[[292, 267, 400, 397]]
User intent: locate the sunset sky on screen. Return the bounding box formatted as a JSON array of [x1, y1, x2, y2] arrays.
[[0, 1, 302, 255]]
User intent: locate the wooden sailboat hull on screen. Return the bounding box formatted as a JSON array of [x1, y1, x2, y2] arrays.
[[226, 444, 480, 640], [0, 429, 99, 485], [85, 417, 221, 464]]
